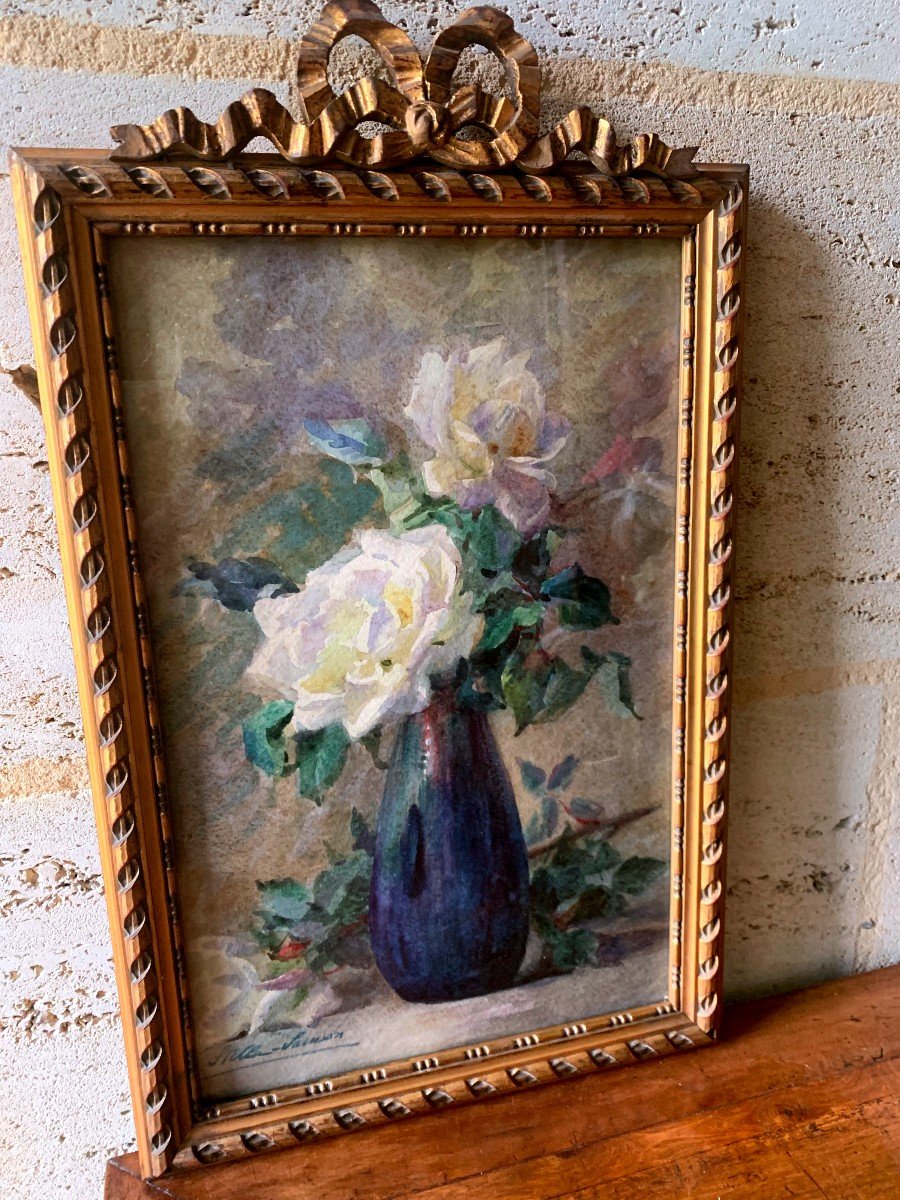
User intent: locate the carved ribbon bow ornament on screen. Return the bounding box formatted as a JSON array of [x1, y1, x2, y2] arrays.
[[110, 0, 698, 178]]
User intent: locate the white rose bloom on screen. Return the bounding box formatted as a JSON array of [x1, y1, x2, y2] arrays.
[[248, 525, 483, 739], [188, 936, 262, 1044], [405, 337, 570, 535]]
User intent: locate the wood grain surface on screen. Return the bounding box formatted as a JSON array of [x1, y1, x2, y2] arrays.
[[105, 965, 900, 1199]]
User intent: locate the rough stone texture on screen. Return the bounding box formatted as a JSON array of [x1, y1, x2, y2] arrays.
[[0, 2, 897, 1196]]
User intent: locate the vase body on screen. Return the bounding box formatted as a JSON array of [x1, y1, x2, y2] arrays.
[[369, 692, 530, 1003]]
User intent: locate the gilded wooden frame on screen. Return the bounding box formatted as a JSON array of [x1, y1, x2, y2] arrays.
[[12, 1, 746, 1181]]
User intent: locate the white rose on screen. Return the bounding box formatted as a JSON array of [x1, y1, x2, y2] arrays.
[[188, 937, 319, 1044], [188, 936, 262, 1044], [247, 525, 483, 739], [405, 338, 570, 535]]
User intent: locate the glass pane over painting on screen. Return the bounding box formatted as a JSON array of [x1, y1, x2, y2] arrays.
[[107, 235, 680, 1099]]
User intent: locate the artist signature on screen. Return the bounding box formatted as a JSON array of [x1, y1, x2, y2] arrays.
[[206, 1026, 356, 1069]]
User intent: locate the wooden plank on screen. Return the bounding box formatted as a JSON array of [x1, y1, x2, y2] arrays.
[[405, 1064, 900, 1200], [105, 966, 900, 1200]]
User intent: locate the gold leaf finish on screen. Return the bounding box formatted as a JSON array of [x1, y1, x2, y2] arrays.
[[11, 5, 747, 1179], [109, 1, 697, 179]]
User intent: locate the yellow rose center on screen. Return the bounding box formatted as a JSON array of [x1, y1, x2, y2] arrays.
[[384, 581, 415, 627]]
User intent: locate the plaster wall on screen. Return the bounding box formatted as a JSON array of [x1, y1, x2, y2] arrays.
[[0, 2, 897, 1195]]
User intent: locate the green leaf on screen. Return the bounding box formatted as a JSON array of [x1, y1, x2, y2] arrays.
[[583, 648, 640, 718], [368, 455, 416, 520], [255, 878, 311, 924], [536, 794, 559, 842], [350, 807, 376, 855], [455, 672, 504, 712], [458, 676, 508, 710], [512, 528, 560, 589], [309, 928, 372, 973], [567, 884, 613, 923], [478, 602, 544, 651], [583, 837, 622, 875], [242, 701, 295, 777], [566, 797, 605, 823], [613, 856, 667, 895], [501, 655, 548, 733], [295, 724, 350, 801], [312, 851, 371, 922], [517, 759, 546, 794], [360, 727, 388, 769], [543, 926, 597, 971], [529, 866, 563, 915], [548, 755, 579, 792], [501, 652, 592, 734], [540, 658, 593, 724], [550, 829, 620, 878], [531, 840, 597, 907], [541, 565, 618, 630], [467, 505, 521, 575], [399, 494, 467, 535], [304, 417, 386, 466]]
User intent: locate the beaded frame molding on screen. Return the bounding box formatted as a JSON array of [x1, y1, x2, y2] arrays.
[[11, 0, 747, 1182]]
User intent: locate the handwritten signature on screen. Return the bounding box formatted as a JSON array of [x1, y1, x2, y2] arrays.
[[207, 1026, 356, 1070]]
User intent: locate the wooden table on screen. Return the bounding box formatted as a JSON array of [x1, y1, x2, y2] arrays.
[[105, 966, 900, 1199]]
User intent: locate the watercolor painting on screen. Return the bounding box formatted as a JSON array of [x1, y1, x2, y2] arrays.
[[107, 233, 681, 1099]]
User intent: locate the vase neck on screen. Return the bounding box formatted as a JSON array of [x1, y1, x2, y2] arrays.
[[422, 682, 458, 720]]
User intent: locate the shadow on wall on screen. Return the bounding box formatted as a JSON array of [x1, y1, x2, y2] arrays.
[[725, 195, 883, 1000], [5, 36, 891, 1007], [529, 49, 898, 997]]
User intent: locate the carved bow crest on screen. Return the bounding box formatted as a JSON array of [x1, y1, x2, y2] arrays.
[[110, 0, 698, 178]]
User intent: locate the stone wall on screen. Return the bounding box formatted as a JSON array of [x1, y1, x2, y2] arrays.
[[0, 2, 897, 1195]]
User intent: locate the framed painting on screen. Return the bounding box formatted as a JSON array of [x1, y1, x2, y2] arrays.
[[12, 0, 747, 1180]]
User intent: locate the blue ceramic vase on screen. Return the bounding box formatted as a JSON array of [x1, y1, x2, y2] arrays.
[[369, 689, 530, 1003]]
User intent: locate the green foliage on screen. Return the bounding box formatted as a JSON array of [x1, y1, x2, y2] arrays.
[[548, 754, 579, 792], [466, 504, 522, 582], [312, 850, 371, 923], [295, 724, 351, 802], [614, 856, 667, 894], [193, 431, 639, 795], [242, 701, 295, 777], [359, 727, 388, 770], [254, 845, 374, 976], [242, 705, 351, 802], [525, 793, 559, 845], [518, 759, 547, 795], [520, 753, 581, 844], [256, 878, 311, 926], [248, 776, 665, 994], [541, 565, 618, 630], [477, 602, 544, 652], [584, 649, 640, 719], [350, 805, 377, 854], [388, 499, 637, 732], [502, 651, 594, 734], [538, 926, 598, 972], [528, 828, 664, 974], [512, 527, 561, 589]]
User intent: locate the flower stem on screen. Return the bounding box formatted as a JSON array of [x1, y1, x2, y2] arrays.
[[527, 804, 658, 859]]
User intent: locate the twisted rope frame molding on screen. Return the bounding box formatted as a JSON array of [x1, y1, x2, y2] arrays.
[[11, 2, 747, 1182]]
